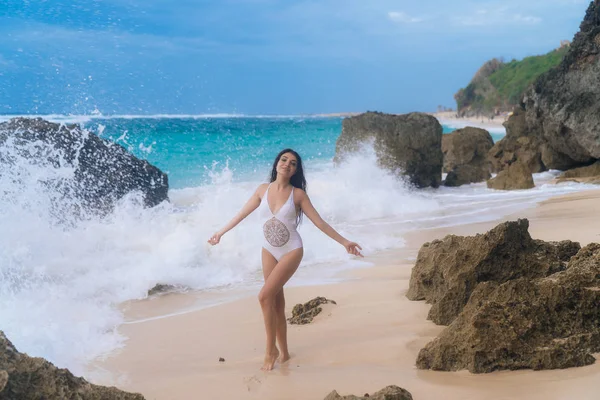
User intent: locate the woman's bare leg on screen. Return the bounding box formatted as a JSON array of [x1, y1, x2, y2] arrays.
[[275, 288, 290, 363], [259, 247, 303, 370], [262, 250, 291, 363]]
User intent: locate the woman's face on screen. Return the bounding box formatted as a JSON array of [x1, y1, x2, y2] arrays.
[[276, 152, 298, 179]]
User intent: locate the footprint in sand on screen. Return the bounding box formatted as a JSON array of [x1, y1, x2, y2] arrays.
[[243, 375, 262, 392]]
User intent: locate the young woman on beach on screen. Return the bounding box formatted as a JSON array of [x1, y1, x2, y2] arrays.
[[208, 148, 363, 371]]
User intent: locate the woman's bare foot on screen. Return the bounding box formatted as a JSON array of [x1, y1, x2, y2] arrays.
[[261, 348, 280, 371], [279, 352, 291, 363]]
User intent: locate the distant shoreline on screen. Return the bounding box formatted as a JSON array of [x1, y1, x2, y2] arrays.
[[318, 110, 507, 132], [430, 111, 507, 132]]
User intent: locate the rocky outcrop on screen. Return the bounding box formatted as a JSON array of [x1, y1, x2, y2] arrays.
[[416, 243, 600, 373], [0, 330, 144, 399], [489, 1, 600, 173], [335, 112, 443, 188], [486, 161, 535, 190], [288, 297, 337, 325], [324, 385, 413, 400], [407, 219, 580, 325], [442, 127, 494, 186], [0, 118, 169, 215], [557, 160, 600, 183], [488, 108, 547, 173]]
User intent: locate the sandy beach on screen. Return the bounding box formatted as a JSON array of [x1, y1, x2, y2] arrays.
[[93, 189, 600, 400], [431, 111, 508, 132]]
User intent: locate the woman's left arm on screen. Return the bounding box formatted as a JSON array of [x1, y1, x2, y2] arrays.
[[298, 190, 363, 257]]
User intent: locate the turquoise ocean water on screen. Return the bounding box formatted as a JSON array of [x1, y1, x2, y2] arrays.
[[88, 117, 506, 188]]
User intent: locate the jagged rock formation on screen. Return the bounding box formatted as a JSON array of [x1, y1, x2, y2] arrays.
[[0, 330, 144, 399], [416, 243, 600, 373], [324, 385, 413, 400], [487, 161, 535, 190], [442, 127, 494, 186], [407, 219, 580, 325], [335, 112, 443, 188], [0, 118, 169, 215], [489, 1, 600, 173]]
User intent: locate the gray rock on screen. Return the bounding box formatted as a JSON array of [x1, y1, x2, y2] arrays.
[[335, 112, 443, 188], [442, 127, 493, 186], [557, 160, 600, 183], [444, 164, 487, 187], [489, 1, 600, 173], [487, 161, 534, 190], [147, 284, 180, 297], [0, 330, 145, 399], [324, 385, 413, 400], [0, 371, 7, 392], [488, 108, 546, 173], [0, 118, 168, 216]]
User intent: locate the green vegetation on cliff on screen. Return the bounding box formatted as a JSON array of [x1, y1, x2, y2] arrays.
[[455, 46, 569, 116]]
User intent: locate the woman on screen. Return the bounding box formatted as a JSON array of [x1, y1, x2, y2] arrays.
[[208, 148, 363, 371]]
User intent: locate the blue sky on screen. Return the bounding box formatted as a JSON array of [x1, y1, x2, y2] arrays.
[[0, 0, 590, 115]]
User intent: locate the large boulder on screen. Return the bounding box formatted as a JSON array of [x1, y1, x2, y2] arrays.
[[0, 330, 144, 399], [489, 1, 600, 173], [486, 161, 535, 190], [0, 118, 168, 215], [416, 243, 600, 373], [335, 112, 443, 188], [407, 219, 580, 325], [442, 127, 494, 186], [324, 385, 413, 400]]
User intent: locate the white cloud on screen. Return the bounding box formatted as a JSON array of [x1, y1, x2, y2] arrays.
[[388, 11, 424, 24], [453, 7, 542, 27]]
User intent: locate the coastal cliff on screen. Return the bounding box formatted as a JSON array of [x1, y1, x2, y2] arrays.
[[489, 0, 600, 173], [455, 47, 568, 118]]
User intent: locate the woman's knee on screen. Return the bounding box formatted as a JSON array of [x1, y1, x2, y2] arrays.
[[258, 289, 276, 307]]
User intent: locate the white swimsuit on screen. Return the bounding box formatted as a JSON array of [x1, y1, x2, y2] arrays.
[[259, 184, 303, 261]]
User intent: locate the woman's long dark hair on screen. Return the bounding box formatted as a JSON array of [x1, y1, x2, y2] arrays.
[[269, 148, 306, 225]]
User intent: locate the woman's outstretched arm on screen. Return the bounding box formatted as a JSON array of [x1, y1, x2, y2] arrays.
[[298, 190, 363, 257], [208, 184, 266, 245]]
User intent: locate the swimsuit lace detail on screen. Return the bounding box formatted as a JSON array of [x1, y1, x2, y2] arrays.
[[263, 217, 290, 247], [259, 184, 303, 261]]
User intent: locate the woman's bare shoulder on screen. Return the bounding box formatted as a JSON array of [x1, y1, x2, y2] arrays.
[[256, 182, 270, 198], [293, 187, 307, 201]]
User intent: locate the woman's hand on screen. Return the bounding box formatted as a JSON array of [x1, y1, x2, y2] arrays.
[[207, 232, 223, 246], [343, 240, 363, 257]]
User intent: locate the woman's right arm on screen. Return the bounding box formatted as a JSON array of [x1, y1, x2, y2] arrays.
[[207, 184, 266, 245]]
